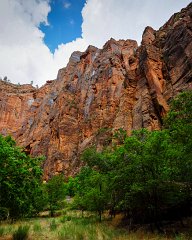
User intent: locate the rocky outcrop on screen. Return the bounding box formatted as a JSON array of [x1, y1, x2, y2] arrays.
[[0, 81, 36, 136], [0, 3, 191, 179]]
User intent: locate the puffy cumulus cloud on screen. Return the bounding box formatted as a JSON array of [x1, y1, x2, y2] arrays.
[[0, 0, 87, 86], [0, 0, 191, 86], [0, 0, 58, 86], [82, 0, 192, 47]]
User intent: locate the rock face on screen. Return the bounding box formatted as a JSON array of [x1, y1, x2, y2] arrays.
[[0, 4, 191, 179], [0, 81, 36, 136]]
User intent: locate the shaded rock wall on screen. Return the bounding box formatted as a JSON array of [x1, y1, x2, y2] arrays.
[[0, 3, 191, 179]]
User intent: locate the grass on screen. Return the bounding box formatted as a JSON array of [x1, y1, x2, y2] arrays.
[[33, 221, 41, 232], [0, 211, 191, 240], [49, 219, 58, 231], [0, 226, 5, 236], [12, 225, 30, 240], [57, 216, 126, 240], [60, 215, 72, 223]]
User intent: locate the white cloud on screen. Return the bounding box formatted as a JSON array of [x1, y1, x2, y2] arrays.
[[0, 0, 58, 86], [63, 1, 71, 9], [0, 0, 191, 86], [81, 0, 192, 47]]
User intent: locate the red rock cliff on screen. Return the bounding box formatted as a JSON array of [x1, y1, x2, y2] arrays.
[[0, 4, 191, 179]]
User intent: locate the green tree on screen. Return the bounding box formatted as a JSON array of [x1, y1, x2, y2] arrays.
[[81, 147, 112, 173], [45, 174, 66, 217], [0, 135, 44, 219], [164, 91, 192, 129], [71, 91, 192, 226], [73, 167, 109, 221], [164, 91, 192, 183], [65, 176, 80, 196]]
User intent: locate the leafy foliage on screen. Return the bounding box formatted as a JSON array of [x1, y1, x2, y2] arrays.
[[69, 91, 192, 224], [72, 166, 109, 221], [0, 135, 44, 219], [45, 174, 66, 216]]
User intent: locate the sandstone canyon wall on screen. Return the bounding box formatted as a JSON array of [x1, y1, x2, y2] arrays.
[[0, 4, 192, 179]]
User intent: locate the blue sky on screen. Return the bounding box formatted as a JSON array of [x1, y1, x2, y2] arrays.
[[0, 0, 191, 86], [40, 0, 86, 53]]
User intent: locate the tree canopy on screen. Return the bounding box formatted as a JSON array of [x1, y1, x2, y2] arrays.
[[45, 174, 66, 217], [69, 91, 192, 225], [0, 135, 44, 219]]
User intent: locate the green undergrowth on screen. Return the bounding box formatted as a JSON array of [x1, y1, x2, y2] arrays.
[[0, 211, 191, 240]]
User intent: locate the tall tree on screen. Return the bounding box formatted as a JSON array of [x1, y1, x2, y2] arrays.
[[45, 174, 66, 217], [73, 167, 109, 221], [0, 135, 44, 219]]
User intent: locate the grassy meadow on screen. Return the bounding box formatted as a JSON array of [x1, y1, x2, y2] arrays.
[[0, 211, 192, 240]]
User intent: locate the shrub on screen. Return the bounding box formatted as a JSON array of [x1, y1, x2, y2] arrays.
[[60, 215, 71, 223], [0, 227, 5, 236], [12, 225, 30, 240], [49, 219, 58, 231]]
